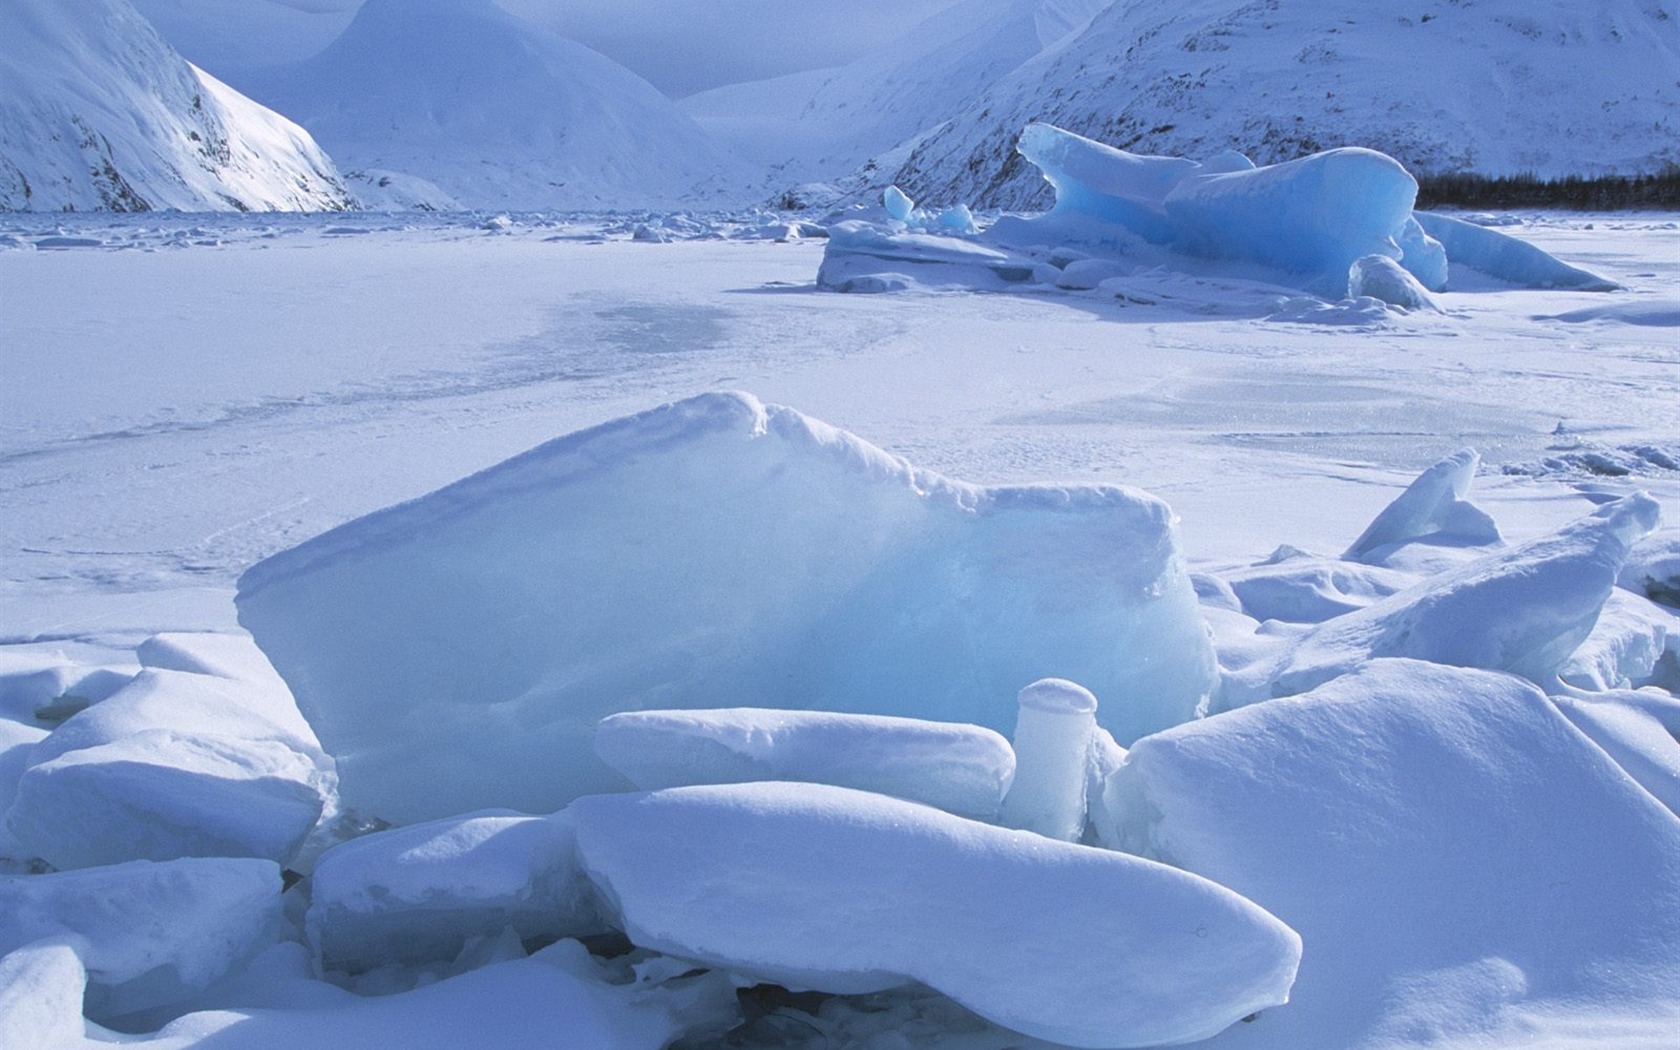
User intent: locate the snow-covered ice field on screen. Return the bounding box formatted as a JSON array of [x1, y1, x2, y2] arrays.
[[3, 211, 1676, 649], [3, 209, 1680, 1049]]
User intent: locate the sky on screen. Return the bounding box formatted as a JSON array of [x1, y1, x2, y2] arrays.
[[131, 0, 967, 98]]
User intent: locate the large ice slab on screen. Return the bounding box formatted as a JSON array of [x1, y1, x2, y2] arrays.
[[307, 810, 604, 974], [0, 857, 282, 1023], [594, 708, 1013, 822], [1229, 493, 1660, 702], [1098, 659, 1680, 1049], [6, 646, 335, 870], [239, 392, 1215, 824], [571, 781, 1300, 1049]]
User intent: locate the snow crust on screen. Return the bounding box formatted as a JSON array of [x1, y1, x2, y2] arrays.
[[0, 0, 352, 212], [572, 781, 1301, 1048], [238, 391, 1215, 823], [1099, 658, 1680, 1049], [595, 708, 1014, 822]]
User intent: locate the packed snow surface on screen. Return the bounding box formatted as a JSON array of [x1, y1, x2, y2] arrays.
[[571, 781, 1302, 1048], [0, 0, 352, 212], [1100, 659, 1680, 1049], [237, 391, 1215, 824], [594, 708, 1014, 821]]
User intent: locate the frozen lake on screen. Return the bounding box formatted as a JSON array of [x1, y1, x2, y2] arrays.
[[3, 211, 1675, 650]]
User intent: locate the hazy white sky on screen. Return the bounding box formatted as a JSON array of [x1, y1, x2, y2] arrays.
[[133, 0, 966, 98]]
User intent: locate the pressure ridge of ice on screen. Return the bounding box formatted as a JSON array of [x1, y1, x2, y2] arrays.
[[237, 391, 1216, 825]]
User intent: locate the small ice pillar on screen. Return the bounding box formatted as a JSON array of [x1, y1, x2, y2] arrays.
[[1000, 678, 1097, 840]]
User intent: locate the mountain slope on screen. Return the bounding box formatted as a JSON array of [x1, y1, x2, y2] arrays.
[[878, 0, 1680, 210], [682, 0, 1112, 191], [0, 0, 353, 212], [246, 0, 756, 211]]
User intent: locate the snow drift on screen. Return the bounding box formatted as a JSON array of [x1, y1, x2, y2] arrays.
[[0, 0, 352, 212], [238, 392, 1215, 824]]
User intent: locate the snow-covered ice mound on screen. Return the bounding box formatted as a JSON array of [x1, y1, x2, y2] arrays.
[[3, 936, 722, 1050], [238, 392, 1215, 824], [571, 781, 1301, 1048], [595, 708, 1014, 822], [1555, 689, 1680, 819], [0, 857, 281, 1024], [0, 0, 353, 212], [1098, 658, 1680, 1049], [5, 633, 334, 871]]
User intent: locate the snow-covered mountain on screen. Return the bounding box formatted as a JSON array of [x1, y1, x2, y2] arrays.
[[0, 0, 354, 212], [868, 0, 1680, 210], [681, 0, 1112, 191], [243, 0, 757, 212]]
